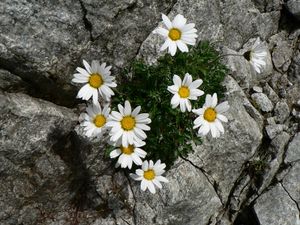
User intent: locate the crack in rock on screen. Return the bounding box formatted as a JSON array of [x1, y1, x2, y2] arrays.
[[180, 156, 224, 206]]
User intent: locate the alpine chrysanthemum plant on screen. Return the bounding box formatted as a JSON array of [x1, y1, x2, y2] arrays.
[[72, 60, 117, 104], [106, 100, 151, 147], [80, 103, 110, 137], [109, 139, 147, 169], [153, 14, 198, 56], [243, 37, 269, 74], [130, 160, 169, 194], [70, 13, 270, 194], [193, 93, 229, 138], [167, 73, 204, 112]]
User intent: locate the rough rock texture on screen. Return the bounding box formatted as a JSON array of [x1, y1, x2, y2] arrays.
[[286, 0, 300, 20], [1, 0, 300, 224]]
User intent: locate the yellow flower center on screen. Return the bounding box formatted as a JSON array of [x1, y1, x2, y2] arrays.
[[121, 116, 136, 131], [93, 114, 106, 127], [89, 73, 103, 88], [143, 169, 155, 180], [120, 145, 134, 155], [178, 86, 190, 98], [203, 108, 217, 122], [168, 28, 181, 41]]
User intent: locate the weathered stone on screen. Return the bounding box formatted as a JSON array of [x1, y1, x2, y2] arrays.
[[285, 133, 300, 163], [258, 132, 290, 193], [269, 31, 294, 72], [253, 86, 263, 93], [255, 183, 300, 225], [0, 92, 77, 224], [251, 93, 274, 112], [274, 100, 290, 123], [131, 158, 223, 225], [188, 76, 262, 202], [267, 116, 276, 125], [263, 83, 280, 104], [286, 0, 300, 20], [0, 69, 30, 93], [265, 124, 287, 139], [281, 162, 300, 208]]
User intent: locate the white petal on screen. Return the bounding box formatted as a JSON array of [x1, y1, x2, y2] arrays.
[[152, 179, 162, 189], [210, 123, 218, 138], [141, 179, 147, 191], [215, 101, 230, 114], [110, 149, 121, 158], [171, 94, 180, 108], [211, 93, 218, 107], [156, 176, 169, 183], [92, 89, 99, 105], [167, 85, 178, 94], [215, 119, 225, 133], [76, 67, 90, 77], [217, 114, 228, 122], [77, 84, 93, 101], [173, 75, 182, 87], [154, 27, 169, 37], [189, 79, 203, 89], [142, 161, 149, 171], [172, 14, 187, 29], [148, 181, 156, 194], [160, 39, 172, 51], [176, 40, 189, 52], [168, 40, 177, 56], [162, 14, 172, 29], [83, 60, 92, 73], [179, 100, 186, 112], [124, 100, 132, 115], [205, 94, 212, 107], [132, 106, 141, 117]]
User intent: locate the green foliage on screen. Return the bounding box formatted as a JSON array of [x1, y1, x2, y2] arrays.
[[111, 41, 228, 168]]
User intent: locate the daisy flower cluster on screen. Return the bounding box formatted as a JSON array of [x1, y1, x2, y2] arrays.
[[71, 13, 270, 195], [72, 59, 168, 194], [153, 14, 230, 138]]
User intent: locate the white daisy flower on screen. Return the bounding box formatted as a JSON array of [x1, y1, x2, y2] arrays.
[[72, 60, 117, 104], [106, 100, 151, 147], [192, 93, 229, 138], [153, 14, 198, 56], [244, 37, 268, 74], [109, 141, 147, 169], [80, 103, 110, 137], [130, 160, 169, 194], [167, 73, 204, 112]]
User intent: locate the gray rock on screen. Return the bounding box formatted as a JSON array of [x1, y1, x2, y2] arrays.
[[131, 159, 223, 225], [281, 162, 300, 207], [251, 93, 274, 112], [274, 100, 290, 123], [253, 86, 263, 93], [286, 0, 300, 20], [258, 132, 290, 193], [263, 83, 280, 104], [255, 183, 300, 225], [288, 44, 300, 84], [0, 69, 30, 93], [267, 116, 277, 125], [285, 133, 300, 163], [269, 31, 294, 72], [0, 0, 175, 105], [0, 92, 77, 224], [188, 76, 263, 203], [265, 124, 287, 139]]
